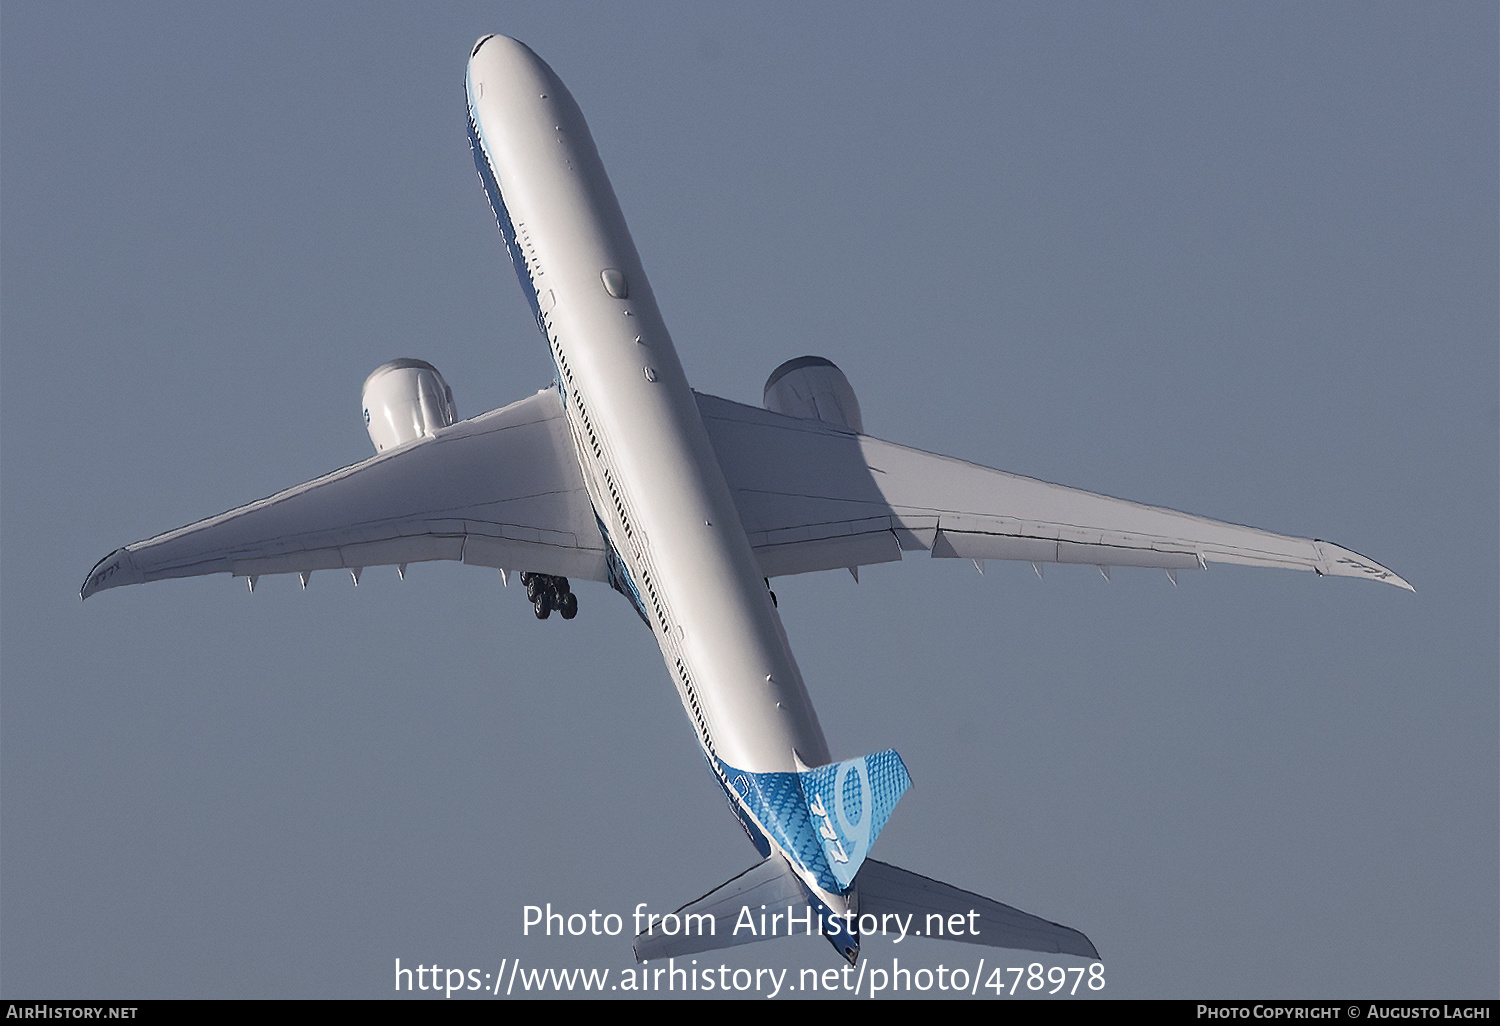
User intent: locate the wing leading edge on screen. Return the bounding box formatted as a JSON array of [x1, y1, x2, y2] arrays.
[[696, 392, 1410, 590], [82, 388, 605, 599]]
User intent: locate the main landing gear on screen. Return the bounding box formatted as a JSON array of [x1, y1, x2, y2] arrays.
[[522, 572, 577, 620]]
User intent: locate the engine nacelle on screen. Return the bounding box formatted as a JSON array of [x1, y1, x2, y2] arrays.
[[362, 359, 457, 453], [762, 356, 863, 434]]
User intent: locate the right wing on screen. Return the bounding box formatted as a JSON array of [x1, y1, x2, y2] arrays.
[[82, 387, 606, 598], [696, 392, 1410, 589]]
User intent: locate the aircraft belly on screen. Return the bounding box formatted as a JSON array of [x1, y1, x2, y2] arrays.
[[576, 332, 828, 773], [470, 38, 832, 778]]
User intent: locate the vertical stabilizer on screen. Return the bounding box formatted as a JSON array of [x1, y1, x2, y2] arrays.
[[717, 749, 911, 893]]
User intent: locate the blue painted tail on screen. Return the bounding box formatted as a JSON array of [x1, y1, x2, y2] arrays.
[[799, 749, 910, 889], [717, 749, 911, 893]]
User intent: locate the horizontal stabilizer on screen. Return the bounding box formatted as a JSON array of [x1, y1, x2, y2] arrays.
[[858, 859, 1099, 959], [632, 855, 807, 963]]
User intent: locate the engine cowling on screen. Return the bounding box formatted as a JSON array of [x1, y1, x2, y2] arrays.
[[762, 356, 863, 434], [362, 359, 457, 453]]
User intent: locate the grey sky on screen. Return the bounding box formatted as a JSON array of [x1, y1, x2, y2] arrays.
[[3, 2, 1495, 999]]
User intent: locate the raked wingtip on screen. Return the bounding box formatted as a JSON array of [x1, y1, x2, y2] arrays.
[[80, 547, 142, 600], [1313, 540, 1412, 592]]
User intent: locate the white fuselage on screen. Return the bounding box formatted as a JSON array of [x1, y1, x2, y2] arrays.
[[465, 37, 840, 891]]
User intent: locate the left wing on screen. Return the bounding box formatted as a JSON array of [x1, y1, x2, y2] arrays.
[[82, 387, 606, 598], [696, 392, 1410, 589]]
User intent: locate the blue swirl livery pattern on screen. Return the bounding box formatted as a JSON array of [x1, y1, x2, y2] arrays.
[[717, 750, 911, 893]]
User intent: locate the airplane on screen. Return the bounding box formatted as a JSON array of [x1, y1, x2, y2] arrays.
[[80, 35, 1410, 967]]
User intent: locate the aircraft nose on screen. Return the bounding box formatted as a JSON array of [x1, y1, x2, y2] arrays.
[[467, 34, 562, 113], [467, 33, 553, 85], [469, 33, 539, 66]]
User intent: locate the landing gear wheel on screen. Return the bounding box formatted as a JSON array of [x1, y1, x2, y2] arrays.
[[533, 593, 552, 619], [559, 592, 578, 619]]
